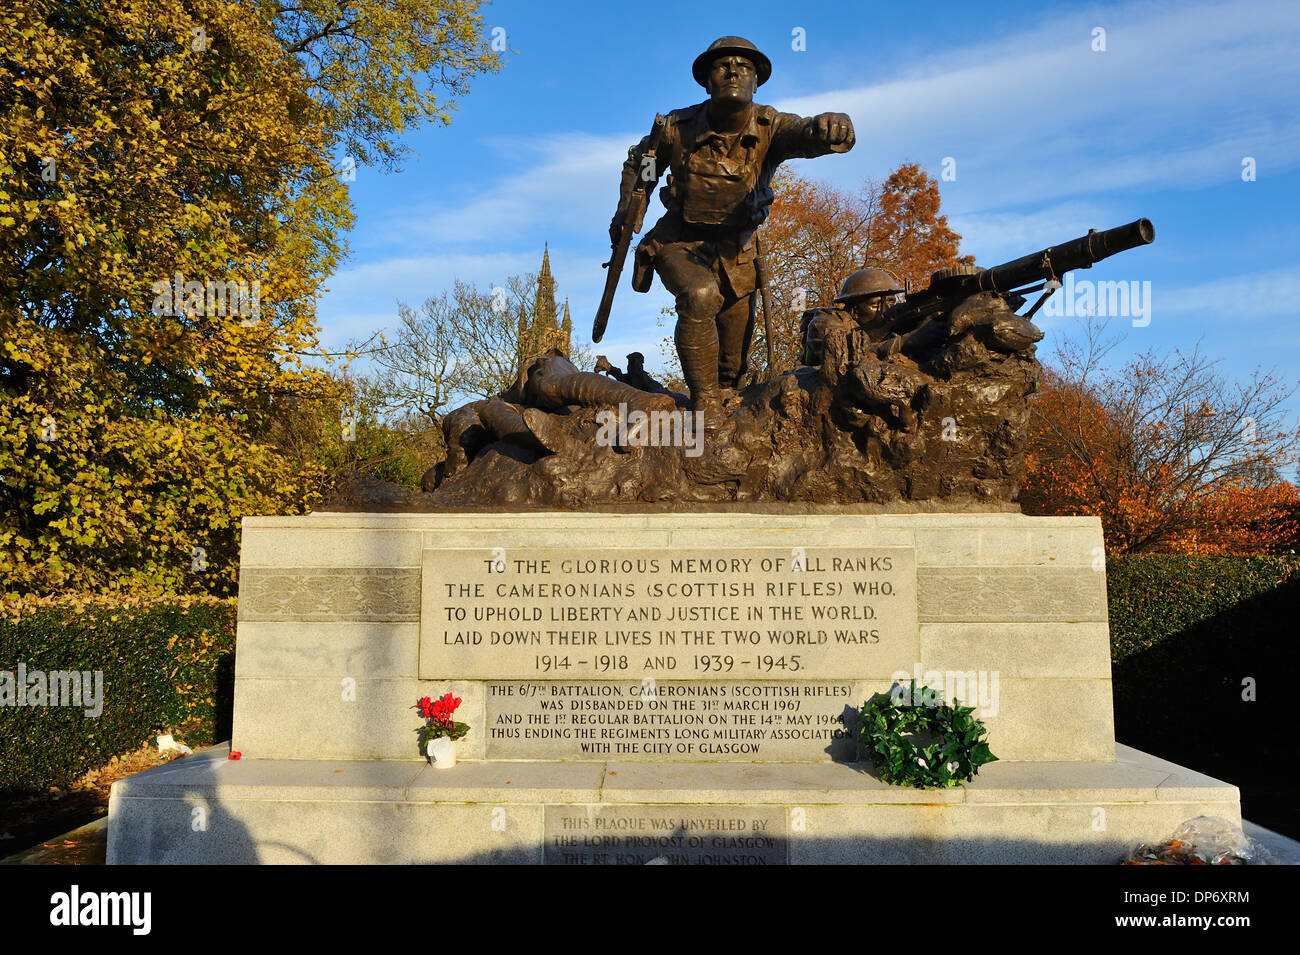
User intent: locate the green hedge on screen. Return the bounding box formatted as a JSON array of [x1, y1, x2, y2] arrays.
[[0, 597, 236, 792], [1107, 555, 1299, 837]]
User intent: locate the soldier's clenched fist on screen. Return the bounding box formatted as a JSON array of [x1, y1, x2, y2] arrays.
[[808, 112, 854, 149]]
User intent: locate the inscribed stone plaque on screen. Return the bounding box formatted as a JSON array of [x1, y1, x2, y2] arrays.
[[485, 680, 859, 761], [544, 805, 787, 865], [420, 546, 917, 680]]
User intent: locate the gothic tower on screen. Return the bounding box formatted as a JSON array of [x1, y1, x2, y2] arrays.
[[519, 244, 569, 362], [532, 244, 557, 334]]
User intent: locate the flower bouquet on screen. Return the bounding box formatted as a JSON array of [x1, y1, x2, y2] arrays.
[[416, 693, 470, 768]]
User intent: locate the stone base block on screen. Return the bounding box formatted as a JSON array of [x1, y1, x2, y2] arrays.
[[107, 744, 1239, 865], [233, 512, 1116, 763]]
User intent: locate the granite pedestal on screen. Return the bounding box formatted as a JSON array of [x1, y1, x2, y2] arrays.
[[108, 512, 1240, 864]]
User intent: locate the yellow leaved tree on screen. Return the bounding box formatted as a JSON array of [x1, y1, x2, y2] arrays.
[[0, 0, 500, 595]]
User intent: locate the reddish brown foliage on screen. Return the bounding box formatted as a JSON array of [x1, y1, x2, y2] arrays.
[[1021, 324, 1300, 554], [753, 163, 972, 375]]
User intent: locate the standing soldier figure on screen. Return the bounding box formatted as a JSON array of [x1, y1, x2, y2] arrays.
[[610, 36, 855, 416]]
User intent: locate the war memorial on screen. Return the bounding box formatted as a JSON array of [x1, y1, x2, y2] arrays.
[[106, 37, 1241, 865]]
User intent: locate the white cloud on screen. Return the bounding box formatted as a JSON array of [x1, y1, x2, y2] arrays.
[[318, 251, 535, 346], [776, 0, 1300, 208], [325, 251, 532, 295], [1156, 265, 1300, 319], [947, 200, 1131, 264], [384, 133, 636, 245]]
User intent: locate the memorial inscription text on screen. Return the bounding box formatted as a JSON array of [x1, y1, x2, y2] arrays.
[[419, 546, 918, 681]]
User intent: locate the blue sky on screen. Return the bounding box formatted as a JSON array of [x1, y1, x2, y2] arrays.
[[320, 0, 1300, 462]]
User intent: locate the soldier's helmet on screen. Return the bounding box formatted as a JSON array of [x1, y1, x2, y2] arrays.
[[833, 268, 904, 305], [692, 37, 772, 88]]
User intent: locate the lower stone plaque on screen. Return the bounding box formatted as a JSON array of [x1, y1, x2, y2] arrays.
[[487, 680, 860, 761], [544, 806, 788, 865]]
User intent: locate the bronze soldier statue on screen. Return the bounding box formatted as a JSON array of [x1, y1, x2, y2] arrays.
[[799, 267, 904, 365], [609, 36, 855, 416]]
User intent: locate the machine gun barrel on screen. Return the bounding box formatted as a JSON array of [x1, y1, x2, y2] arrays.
[[871, 218, 1156, 351], [977, 218, 1155, 293]]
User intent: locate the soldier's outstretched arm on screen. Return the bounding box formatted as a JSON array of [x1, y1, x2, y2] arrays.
[[770, 110, 855, 163]]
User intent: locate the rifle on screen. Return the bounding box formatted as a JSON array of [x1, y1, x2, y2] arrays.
[[881, 218, 1155, 338], [755, 233, 774, 375], [593, 114, 668, 343]]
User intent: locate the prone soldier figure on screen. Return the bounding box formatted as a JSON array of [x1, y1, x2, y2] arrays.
[[799, 268, 904, 365], [612, 36, 855, 416]]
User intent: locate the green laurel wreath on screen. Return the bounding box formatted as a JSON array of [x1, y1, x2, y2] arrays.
[[858, 681, 998, 789]]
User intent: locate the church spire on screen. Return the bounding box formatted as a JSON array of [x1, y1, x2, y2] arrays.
[[533, 242, 557, 332]]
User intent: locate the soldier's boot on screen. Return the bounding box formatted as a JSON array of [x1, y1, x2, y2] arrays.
[[715, 294, 754, 393], [675, 319, 724, 423], [522, 407, 582, 456]]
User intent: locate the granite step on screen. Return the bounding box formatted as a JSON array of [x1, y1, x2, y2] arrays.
[[107, 743, 1240, 864]]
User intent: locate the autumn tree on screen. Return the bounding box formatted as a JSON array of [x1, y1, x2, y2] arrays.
[[270, 0, 498, 170], [266, 372, 440, 493], [1020, 318, 1300, 554], [362, 271, 593, 433], [0, 0, 500, 595], [365, 277, 532, 430]]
